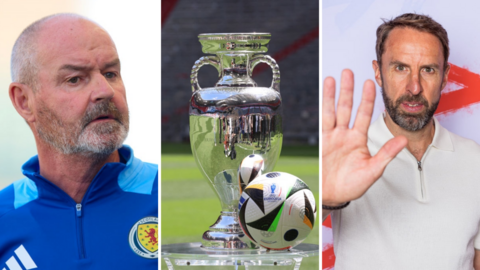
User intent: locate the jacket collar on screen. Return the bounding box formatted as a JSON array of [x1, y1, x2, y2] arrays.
[[20, 145, 134, 203]]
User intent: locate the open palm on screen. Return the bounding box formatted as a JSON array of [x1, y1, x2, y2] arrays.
[[322, 70, 407, 207]]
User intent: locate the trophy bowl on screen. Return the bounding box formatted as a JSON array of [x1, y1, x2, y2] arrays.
[[189, 33, 283, 249]]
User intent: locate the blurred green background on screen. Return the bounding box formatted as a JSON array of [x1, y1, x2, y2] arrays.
[[161, 143, 319, 269]]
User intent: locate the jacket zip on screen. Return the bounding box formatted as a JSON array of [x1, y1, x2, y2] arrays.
[[31, 167, 108, 261], [76, 203, 85, 259]]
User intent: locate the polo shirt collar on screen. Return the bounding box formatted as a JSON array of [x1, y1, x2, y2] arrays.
[[369, 112, 454, 152]]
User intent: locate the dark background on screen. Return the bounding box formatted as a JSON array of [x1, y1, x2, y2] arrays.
[[162, 0, 319, 145]]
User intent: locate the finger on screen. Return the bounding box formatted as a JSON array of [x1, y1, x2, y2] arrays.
[[336, 69, 354, 128], [369, 136, 408, 179], [322, 77, 336, 131], [353, 80, 376, 134]]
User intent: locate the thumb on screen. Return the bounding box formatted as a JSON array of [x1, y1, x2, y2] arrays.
[[369, 135, 408, 178]]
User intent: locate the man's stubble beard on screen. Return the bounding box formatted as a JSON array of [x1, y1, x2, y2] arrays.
[[380, 72, 440, 132], [35, 100, 129, 158]]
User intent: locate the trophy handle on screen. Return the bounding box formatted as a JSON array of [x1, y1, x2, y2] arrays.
[[191, 56, 221, 92], [249, 55, 280, 92]]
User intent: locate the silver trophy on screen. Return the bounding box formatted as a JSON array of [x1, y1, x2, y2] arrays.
[[189, 33, 283, 249]]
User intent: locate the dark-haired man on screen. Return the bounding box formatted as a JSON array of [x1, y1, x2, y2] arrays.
[[323, 13, 480, 269], [0, 14, 158, 268]]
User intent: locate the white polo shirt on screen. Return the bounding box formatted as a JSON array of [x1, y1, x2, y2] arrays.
[[332, 114, 480, 270]]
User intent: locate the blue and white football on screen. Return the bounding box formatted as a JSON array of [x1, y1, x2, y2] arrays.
[[238, 172, 316, 250]]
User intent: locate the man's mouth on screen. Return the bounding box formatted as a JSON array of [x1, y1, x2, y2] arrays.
[[401, 102, 425, 113], [81, 101, 124, 130], [88, 114, 123, 127], [93, 114, 114, 121]]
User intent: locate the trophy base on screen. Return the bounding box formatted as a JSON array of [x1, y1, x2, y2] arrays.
[[201, 211, 256, 249], [161, 242, 319, 270], [201, 231, 251, 249]]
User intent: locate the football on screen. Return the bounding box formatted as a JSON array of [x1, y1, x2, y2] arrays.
[[238, 154, 265, 193], [238, 172, 316, 250]]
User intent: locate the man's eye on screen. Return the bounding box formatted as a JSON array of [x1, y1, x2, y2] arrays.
[[104, 72, 116, 79], [68, 77, 80, 84], [396, 65, 406, 71], [424, 67, 434, 73]]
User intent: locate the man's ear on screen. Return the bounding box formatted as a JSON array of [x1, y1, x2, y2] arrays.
[[372, 60, 383, 88], [9, 82, 35, 123], [441, 63, 451, 91]]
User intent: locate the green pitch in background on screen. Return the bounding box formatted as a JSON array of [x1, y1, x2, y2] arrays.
[[161, 143, 319, 269]]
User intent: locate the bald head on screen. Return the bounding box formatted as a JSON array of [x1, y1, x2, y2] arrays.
[[10, 13, 108, 91]]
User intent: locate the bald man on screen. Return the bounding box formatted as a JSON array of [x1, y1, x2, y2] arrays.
[[0, 14, 158, 268]]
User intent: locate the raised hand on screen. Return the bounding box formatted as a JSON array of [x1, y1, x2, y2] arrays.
[[322, 70, 407, 210]]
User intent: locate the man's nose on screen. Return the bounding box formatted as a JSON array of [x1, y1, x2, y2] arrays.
[[406, 73, 422, 95], [90, 73, 114, 102]]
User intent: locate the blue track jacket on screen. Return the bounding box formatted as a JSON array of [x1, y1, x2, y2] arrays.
[[0, 145, 158, 269]]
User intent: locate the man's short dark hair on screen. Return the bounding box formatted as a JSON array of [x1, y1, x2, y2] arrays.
[[375, 13, 449, 70]]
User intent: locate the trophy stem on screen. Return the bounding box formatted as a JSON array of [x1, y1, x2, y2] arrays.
[[201, 211, 254, 249]]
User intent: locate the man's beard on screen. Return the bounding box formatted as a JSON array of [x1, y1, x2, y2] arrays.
[[35, 100, 129, 158], [381, 87, 439, 132]]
